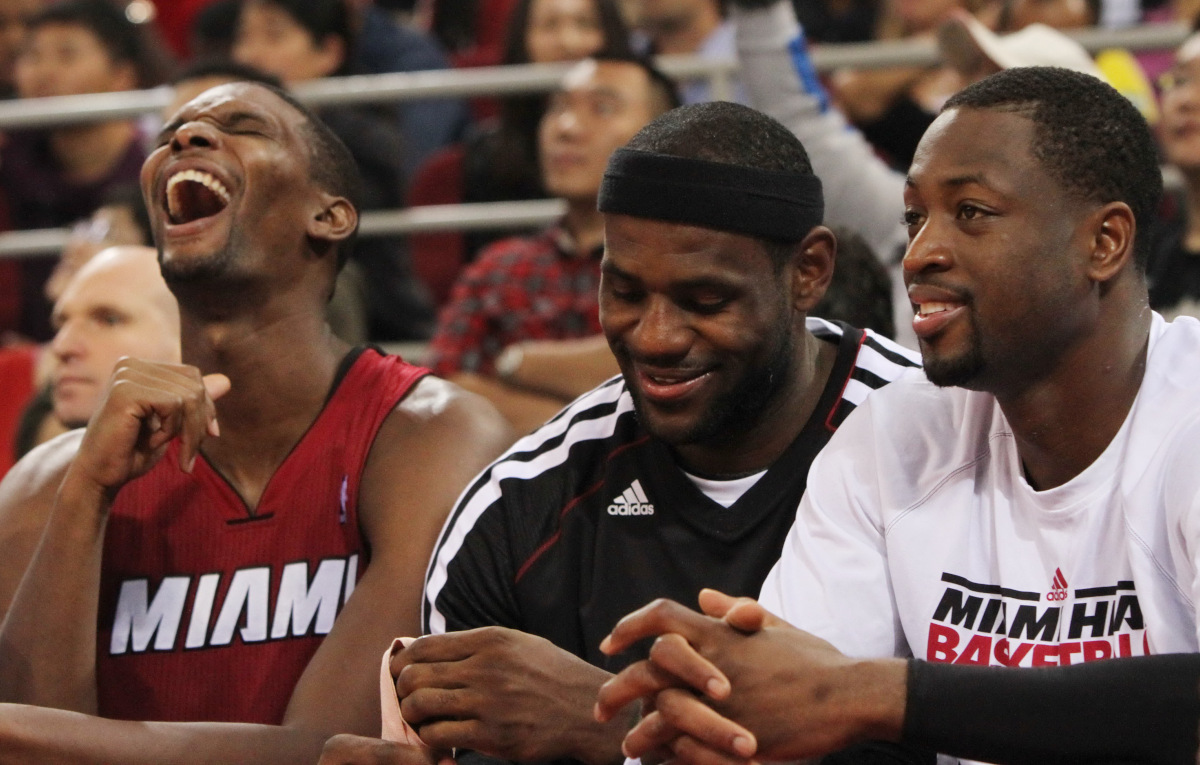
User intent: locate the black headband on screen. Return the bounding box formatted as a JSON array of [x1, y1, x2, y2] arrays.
[[598, 147, 824, 241]]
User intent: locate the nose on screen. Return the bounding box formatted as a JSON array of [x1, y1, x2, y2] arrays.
[[627, 296, 691, 362], [170, 120, 221, 152], [50, 318, 85, 363], [901, 215, 953, 282]]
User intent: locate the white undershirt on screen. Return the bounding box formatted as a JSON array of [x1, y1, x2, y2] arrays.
[[683, 470, 768, 508]]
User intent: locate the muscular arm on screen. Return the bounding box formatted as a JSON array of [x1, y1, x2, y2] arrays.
[[503, 336, 618, 402], [448, 373, 568, 436], [599, 595, 1200, 765], [284, 375, 514, 733], [449, 336, 617, 434], [0, 370, 514, 765], [732, 0, 907, 262]]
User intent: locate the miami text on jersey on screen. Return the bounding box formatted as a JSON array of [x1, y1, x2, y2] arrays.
[[927, 572, 1147, 667], [109, 555, 359, 654]]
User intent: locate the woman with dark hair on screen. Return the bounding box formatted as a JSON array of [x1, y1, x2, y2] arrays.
[[231, 0, 437, 341], [458, 0, 633, 257]]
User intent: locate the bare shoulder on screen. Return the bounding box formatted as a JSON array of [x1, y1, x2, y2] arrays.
[[358, 375, 514, 531], [0, 429, 84, 518], [382, 374, 515, 453], [0, 429, 85, 615]]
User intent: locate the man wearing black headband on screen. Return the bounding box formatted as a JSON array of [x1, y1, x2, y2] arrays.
[[322, 101, 923, 765], [594, 67, 1200, 765]]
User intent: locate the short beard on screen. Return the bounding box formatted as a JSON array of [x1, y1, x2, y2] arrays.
[[157, 239, 237, 286], [921, 320, 985, 388], [633, 322, 795, 447]]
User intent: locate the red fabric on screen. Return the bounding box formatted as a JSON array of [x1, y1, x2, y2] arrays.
[[0, 345, 37, 479], [407, 144, 468, 305], [150, 0, 216, 59], [426, 227, 603, 377], [95, 349, 428, 724]]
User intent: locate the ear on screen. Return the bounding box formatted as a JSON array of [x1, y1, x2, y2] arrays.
[[308, 194, 358, 246], [790, 225, 836, 313], [1084, 201, 1137, 284]]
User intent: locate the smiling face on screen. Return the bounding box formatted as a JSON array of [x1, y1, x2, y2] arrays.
[[141, 82, 326, 287], [50, 246, 180, 427], [600, 214, 798, 447], [539, 59, 663, 203], [902, 107, 1095, 391]]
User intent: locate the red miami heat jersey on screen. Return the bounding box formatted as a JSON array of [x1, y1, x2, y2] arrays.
[[95, 348, 427, 724]]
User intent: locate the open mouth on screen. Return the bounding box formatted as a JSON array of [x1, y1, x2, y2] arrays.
[[164, 169, 231, 225]]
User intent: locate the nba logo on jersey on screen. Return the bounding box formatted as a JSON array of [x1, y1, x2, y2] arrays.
[[607, 480, 654, 516]]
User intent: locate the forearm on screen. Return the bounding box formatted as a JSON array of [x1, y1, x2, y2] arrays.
[[903, 655, 1200, 765], [0, 470, 109, 710], [733, 0, 907, 261], [448, 373, 567, 435], [507, 337, 619, 401], [0, 703, 329, 765]]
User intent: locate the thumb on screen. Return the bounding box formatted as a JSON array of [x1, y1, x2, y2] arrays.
[[697, 588, 740, 618], [203, 373, 232, 400], [723, 600, 771, 633]]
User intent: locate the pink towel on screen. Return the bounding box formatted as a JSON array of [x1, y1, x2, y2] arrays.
[[380, 637, 428, 747]]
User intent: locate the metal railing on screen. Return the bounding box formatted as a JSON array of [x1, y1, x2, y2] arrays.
[[0, 21, 1189, 260]]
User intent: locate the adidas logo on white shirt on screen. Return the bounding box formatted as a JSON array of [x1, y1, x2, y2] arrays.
[[607, 479, 655, 516]]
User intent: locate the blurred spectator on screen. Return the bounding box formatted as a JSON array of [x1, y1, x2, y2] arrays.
[[432, 0, 519, 67], [0, 0, 41, 99], [232, 0, 437, 339], [188, 0, 240, 60], [458, 0, 632, 257], [0, 0, 154, 341], [349, 0, 469, 177], [428, 56, 677, 433], [43, 182, 152, 304], [15, 245, 179, 458], [1148, 31, 1200, 319], [829, 0, 966, 170], [629, 0, 747, 104], [791, 0, 879, 43]]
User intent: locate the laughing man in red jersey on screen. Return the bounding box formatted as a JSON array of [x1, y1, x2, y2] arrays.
[[0, 81, 511, 764]]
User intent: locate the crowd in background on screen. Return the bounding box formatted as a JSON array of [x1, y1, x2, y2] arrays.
[[0, 0, 1199, 467]]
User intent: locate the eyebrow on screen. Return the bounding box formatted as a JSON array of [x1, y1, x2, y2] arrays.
[[905, 172, 991, 190]]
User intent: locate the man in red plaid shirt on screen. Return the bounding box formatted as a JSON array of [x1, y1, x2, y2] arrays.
[[427, 57, 678, 433]]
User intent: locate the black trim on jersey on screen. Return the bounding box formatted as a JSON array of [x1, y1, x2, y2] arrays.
[[862, 333, 920, 368], [323, 345, 372, 406], [209, 346, 380, 521], [638, 324, 868, 543], [426, 380, 628, 569]]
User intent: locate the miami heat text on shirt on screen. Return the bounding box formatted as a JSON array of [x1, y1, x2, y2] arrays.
[[927, 572, 1148, 667], [108, 555, 360, 654]]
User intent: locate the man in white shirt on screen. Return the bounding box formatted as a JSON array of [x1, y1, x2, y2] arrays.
[[594, 65, 1200, 764]]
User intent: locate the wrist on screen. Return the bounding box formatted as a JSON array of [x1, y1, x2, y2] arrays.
[[579, 699, 638, 765], [58, 462, 117, 517], [840, 658, 908, 744]]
